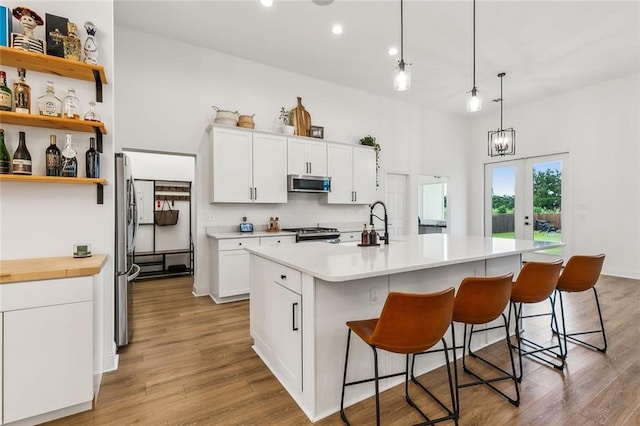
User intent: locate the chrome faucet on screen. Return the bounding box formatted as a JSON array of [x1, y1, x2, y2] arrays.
[[369, 201, 389, 245]]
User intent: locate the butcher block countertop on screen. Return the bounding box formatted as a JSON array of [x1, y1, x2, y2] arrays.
[[0, 254, 108, 284]]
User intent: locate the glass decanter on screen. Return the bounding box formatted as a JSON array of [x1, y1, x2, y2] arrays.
[[38, 81, 62, 117], [83, 101, 101, 122], [62, 87, 80, 119]]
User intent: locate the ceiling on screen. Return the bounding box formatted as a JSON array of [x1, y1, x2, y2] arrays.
[[114, 1, 640, 116]]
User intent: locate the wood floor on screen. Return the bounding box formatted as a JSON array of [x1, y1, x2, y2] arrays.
[[47, 274, 640, 425]]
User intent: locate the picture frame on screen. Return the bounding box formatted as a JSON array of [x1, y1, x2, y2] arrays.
[[310, 125, 324, 139]]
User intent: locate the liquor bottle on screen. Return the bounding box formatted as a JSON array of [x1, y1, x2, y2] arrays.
[[0, 129, 11, 174], [63, 22, 82, 61], [45, 134, 62, 176], [85, 137, 100, 178], [38, 81, 62, 117], [62, 87, 80, 119], [61, 133, 78, 177], [13, 68, 31, 114], [369, 224, 378, 245], [361, 224, 369, 246], [12, 131, 32, 175], [0, 71, 12, 111]]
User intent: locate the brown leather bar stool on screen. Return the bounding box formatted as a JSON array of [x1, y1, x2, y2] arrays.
[[554, 254, 607, 354], [412, 273, 519, 417], [509, 259, 564, 380], [340, 288, 457, 426]]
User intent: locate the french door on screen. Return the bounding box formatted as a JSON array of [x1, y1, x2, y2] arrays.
[[484, 154, 569, 261]]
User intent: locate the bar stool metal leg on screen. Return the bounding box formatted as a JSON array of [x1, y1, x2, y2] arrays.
[[554, 288, 608, 355]]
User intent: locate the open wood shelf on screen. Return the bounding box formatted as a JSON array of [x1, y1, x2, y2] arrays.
[[0, 46, 107, 101], [0, 174, 107, 204], [0, 111, 107, 134]]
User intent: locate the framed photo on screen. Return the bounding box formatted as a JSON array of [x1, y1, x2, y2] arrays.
[[310, 125, 324, 139]]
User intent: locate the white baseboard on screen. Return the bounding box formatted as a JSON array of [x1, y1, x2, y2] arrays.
[[603, 269, 640, 280]]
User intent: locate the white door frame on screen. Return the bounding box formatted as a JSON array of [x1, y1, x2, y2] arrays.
[[384, 171, 409, 237]]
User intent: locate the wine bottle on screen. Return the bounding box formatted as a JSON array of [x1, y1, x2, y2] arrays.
[[12, 131, 32, 175], [45, 134, 62, 176], [85, 137, 100, 178], [13, 68, 31, 114], [0, 71, 12, 112], [0, 128, 11, 174], [61, 133, 78, 177]]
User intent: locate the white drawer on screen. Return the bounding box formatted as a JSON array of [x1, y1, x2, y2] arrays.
[[340, 232, 361, 243], [0, 276, 93, 312], [260, 235, 297, 247], [272, 264, 302, 294], [218, 237, 261, 251]]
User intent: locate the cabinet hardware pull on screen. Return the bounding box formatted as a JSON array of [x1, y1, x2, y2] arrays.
[[254, 187, 257, 200], [292, 302, 299, 331], [309, 162, 312, 174], [354, 191, 357, 202], [281, 274, 287, 279], [277, 240, 281, 243]]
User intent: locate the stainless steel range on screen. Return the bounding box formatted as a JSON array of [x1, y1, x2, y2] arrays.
[[283, 226, 341, 243]]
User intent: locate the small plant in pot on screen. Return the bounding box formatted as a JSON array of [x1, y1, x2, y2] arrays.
[[360, 135, 381, 186], [280, 107, 295, 135]]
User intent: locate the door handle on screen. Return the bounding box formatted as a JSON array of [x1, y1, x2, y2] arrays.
[[292, 302, 299, 331]]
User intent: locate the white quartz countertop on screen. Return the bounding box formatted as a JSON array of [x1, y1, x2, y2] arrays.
[[206, 228, 296, 240], [246, 234, 562, 282]]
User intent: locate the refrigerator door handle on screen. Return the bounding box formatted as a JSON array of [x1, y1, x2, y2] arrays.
[[127, 264, 141, 282]]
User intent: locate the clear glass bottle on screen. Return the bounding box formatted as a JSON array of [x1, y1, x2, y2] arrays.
[[12, 131, 32, 175], [83, 101, 101, 122], [0, 71, 12, 112], [45, 134, 61, 176], [369, 224, 377, 245], [13, 68, 31, 114], [38, 81, 62, 117], [61, 133, 78, 177], [0, 128, 11, 174], [85, 137, 100, 178], [62, 87, 80, 119], [361, 223, 369, 245]]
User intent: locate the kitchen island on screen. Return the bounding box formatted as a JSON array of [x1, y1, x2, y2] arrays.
[[247, 234, 560, 422]]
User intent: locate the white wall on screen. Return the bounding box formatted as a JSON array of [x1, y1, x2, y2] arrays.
[[467, 72, 640, 278], [0, 1, 117, 370], [114, 25, 469, 296]]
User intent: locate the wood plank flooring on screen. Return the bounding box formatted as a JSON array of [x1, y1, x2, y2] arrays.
[[47, 274, 640, 425]]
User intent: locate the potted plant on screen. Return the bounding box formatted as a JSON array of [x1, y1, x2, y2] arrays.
[[360, 135, 381, 186], [280, 107, 295, 135]]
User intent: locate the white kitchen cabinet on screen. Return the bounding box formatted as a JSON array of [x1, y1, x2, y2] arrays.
[[210, 127, 287, 203], [340, 231, 362, 244], [250, 256, 302, 396], [325, 143, 376, 204], [287, 137, 327, 176], [210, 235, 296, 304]]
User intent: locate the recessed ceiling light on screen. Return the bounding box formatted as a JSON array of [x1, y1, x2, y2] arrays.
[[388, 47, 398, 56], [332, 24, 343, 35], [260, 0, 273, 7], [313, 0, 335, 5]]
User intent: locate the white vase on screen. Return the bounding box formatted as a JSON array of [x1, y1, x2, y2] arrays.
[[282, 125, 295, 135]]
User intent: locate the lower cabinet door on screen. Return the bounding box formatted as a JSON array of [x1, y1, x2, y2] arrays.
[[269, 281, 302, 394], [218, 250, 251, 297], [3, 301, 93, 423]]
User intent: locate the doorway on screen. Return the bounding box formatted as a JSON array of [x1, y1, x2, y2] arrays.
[[484, 154, 569, 260], [418, 176, 448, 234]]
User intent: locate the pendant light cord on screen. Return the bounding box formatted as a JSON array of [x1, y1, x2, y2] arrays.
[[472, 0, 476, 88], [499, 74, 504, 130], [400, 0, 404, 65]]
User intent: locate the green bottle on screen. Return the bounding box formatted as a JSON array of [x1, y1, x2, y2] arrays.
[[0, 128, 11, 174]]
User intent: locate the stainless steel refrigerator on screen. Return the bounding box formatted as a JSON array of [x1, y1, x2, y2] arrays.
[[115, 152, 140, 348]]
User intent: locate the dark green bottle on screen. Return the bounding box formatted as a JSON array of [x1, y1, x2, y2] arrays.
[[0, 128, 11, 174]]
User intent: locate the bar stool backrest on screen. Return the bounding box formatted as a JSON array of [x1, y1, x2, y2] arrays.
[[453, 273, 514, 324], [511, 260, 563, 303], [556, 254, 605, 292], [370, 288, 455, 354]]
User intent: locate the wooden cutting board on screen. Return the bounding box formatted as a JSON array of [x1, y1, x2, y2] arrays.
[[292, 97, 311, 137]]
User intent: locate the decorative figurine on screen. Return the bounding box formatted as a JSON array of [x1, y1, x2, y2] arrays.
[[63, 21, 81, 61], [83, 21, 98, 65], [10, 6, 45, 54]]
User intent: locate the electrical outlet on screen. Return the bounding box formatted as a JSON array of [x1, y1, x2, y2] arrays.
[[370, 287, 379, 304], [206, 213, 215, 222]]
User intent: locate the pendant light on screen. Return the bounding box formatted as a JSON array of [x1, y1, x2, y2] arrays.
[[466, 0, 482, 112], [488, 72, 516, 157], [394, 0, 411, 91]]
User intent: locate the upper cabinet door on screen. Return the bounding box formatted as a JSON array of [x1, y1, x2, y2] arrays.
[[326, 143, 354, 204], [253, 133, 288, 203], [287, 138, 327, 176], [211, 128, 253, 203], [353, 146, 377, 205]]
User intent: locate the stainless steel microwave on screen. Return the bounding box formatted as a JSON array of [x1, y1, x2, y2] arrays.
[[287, 175, 332, 193]]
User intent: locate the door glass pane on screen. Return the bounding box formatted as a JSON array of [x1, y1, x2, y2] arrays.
[[532, 160, 562, 253], [492, 166, 516, 239]]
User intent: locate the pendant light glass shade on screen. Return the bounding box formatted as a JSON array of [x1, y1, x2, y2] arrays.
[[467, 87, 482, 112], [394, 60, 411, 91], [488, 72, 516, 157]]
